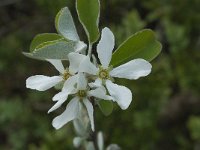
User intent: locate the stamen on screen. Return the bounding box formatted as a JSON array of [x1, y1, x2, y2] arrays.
[[77, 90, 87, 99], [98, 66, 110, 80], [62, 70, 71, 80]]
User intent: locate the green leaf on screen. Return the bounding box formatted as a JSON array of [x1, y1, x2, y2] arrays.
[[22, 52, 45, 61], [30, 33, 63, 52], [110, 29, 162, 67], [76, 0, 100, 43], [32, 40, 86, 60], [98, 100, 113, 116], [55, 7, 80, 41]]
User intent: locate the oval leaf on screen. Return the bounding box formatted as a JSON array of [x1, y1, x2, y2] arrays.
[[22, 52, 45, 61], [110, 29, 162, 67], [98, 100, 113, 116], [55, 7, 80, 41], [30, 33, 62, 52], [33, 40, 86, 60], [76, 0, 100, 43]]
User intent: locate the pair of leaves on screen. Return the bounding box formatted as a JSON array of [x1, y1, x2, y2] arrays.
[[24, 7, 87, 60]]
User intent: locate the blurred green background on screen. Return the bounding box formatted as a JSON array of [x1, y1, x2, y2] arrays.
[[0, 0, 200, 149]]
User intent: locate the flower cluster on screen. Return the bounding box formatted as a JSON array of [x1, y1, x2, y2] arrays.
[[26, 27, 152, 131]]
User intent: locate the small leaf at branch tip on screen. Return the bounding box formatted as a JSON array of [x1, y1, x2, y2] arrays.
[[55, 7, 80, 41]]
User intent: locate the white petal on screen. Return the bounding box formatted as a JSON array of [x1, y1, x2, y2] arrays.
[[97, 27, 115, 68], [51, 75, 78, 104], [110, 59, 152, 80], [83, 99, 94, 131], [106, 80, 132, 110], [62, 75, 78, 92], [52, 91, 69, 101], [77, 73, 87, 90], [26, 75, 63, 91], [79, 56, 98, 75], [89, 78, 102, 88], [75, 41, 87, 52], [47, 59, 65, 73], [48, 95, 69, 113], [88, 87, 113, 100], [68, 52, 87, 74], [52, 97, 79, 129]]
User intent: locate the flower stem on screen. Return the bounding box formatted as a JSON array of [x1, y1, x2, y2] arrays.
[[87, 43, 93, 58], [91, 98, 99, 150]]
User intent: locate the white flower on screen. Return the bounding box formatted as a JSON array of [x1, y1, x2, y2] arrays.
[[26, 53, 87, 112], [79, 27, 152, 110], [52, 73, 111, 131], [26, 53, 86, 91]]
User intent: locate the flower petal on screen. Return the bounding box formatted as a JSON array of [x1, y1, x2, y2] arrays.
[[47, 59, 65, 74], [52, 97, 79, 129], [68, 52, 87, 74], [89, 78, 102, 88], [52, 91, 69, 101], [48, 95, 69, 113], [110, 59, 152, 80], [83, 98, 94, 131], [62, 75, 78, 92], [26, 75, 63, 91], [79, 56, 98, 75], [106, 80, 132, 110], [75, 41, 87, 52], [88, 87, 113, 100], [50, 75, 78, 113], [77, 73, 87, 90], [97, 27, 115, 68]]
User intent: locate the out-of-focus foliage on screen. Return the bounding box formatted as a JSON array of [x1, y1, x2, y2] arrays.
[[0, 0, 199, 150]]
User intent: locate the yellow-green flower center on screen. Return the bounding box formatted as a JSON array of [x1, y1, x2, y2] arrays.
[[77, 90, 87, 99], [98, 67, 110, 80], [62, 70, 71, 80]]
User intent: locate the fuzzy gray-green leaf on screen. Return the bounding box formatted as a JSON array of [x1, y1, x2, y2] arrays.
[[30, 33, 63, 52], [33, 40, 85, 60], [55, 7, 80, 41]]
